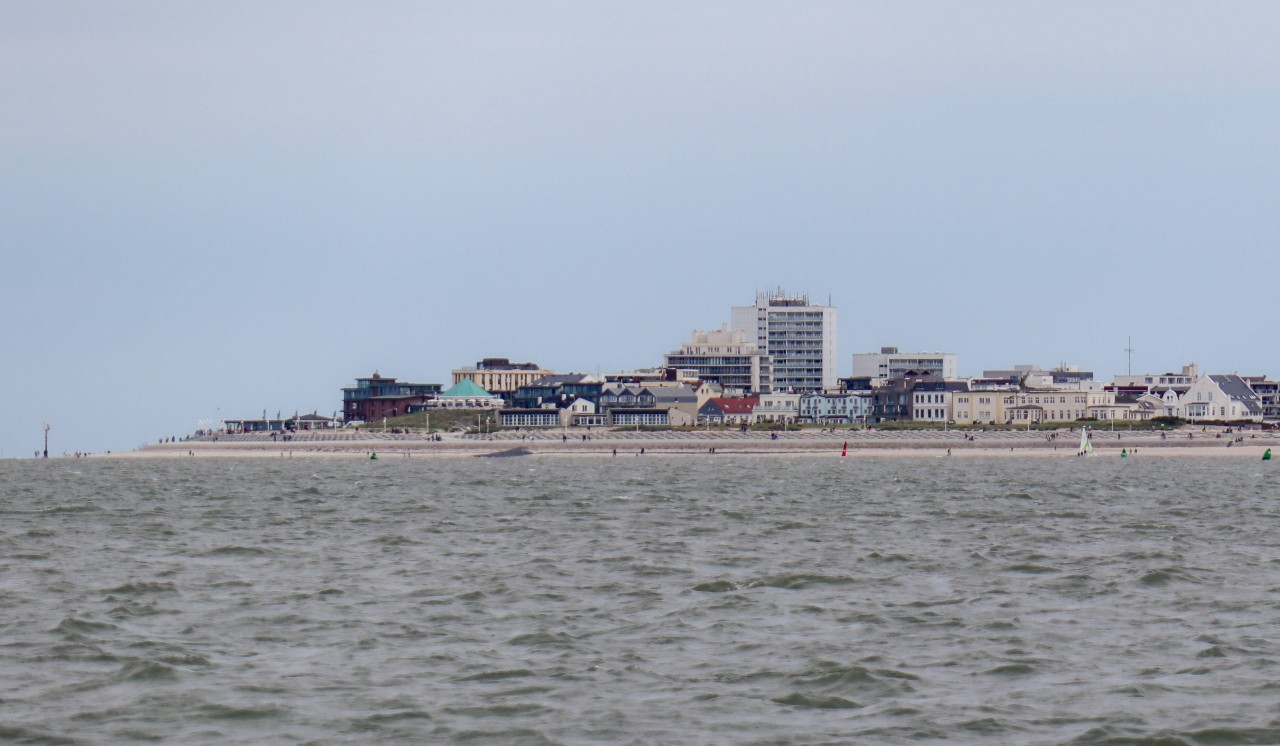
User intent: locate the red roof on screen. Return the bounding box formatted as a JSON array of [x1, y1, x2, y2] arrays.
[[710, 396, 758, 414]]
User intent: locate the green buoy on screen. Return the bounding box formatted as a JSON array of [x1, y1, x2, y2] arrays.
[[370, 452, 378, 460], [1265, 448, 1272, 461], [1120, 448, 1128, 458]]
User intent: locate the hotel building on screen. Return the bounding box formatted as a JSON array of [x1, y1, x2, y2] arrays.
[[662, 324, 772, 394], [731, 291, 836, 393], [451, 358, 554, 402]]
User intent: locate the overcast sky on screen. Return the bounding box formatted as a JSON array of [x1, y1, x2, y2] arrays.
[[2, 2, 1278, 456]]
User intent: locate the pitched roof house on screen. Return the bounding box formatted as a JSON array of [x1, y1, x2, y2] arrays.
[[1178, 374, 1265, 421], [698, 396, 759, 425]]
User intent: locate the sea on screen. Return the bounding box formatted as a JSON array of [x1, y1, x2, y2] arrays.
[[2, 455, 1279, 745]]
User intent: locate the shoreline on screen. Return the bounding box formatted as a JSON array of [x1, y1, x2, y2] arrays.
[[101, 430, 1279, 460]]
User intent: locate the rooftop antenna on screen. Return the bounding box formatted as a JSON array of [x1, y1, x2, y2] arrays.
[[1124, 336, 1135, 376]]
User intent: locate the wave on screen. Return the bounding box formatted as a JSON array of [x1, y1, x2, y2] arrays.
[[199, 546, 272, 557], [0, 724, 81, 745], [1138, 567, 1203, 585], [747, 573, 858, 590], [50, 617, 118, 636], [104, 581, 178, 595]]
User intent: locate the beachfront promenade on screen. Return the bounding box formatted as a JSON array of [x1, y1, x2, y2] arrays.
[[130, 426, 1279, 459]]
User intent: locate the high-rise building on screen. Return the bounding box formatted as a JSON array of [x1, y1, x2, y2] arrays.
[[731, 291, 837, 393], [663, 324, 772, 394]]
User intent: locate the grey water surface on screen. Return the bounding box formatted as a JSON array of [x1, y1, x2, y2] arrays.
[[2, 456, 1279, 745]]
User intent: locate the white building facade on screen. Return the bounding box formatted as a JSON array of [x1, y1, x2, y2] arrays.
[[731, 291, 837, 393], [852, 347, 957, 381], [1113, 363, 1200, 394], [753, 393, 801, 423], [662, 324, 772, 394], [1006, 389, 1117, 423], [799, 392, 870, 424], [1178, 375, 1265, 421]]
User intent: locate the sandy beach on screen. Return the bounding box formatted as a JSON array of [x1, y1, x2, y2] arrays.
[[110, 428, 1280, 460]]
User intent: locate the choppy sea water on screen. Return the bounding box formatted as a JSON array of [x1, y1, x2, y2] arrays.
[[2, 456, 1280, 745]]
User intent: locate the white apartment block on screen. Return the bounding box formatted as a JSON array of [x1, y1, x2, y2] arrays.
[[1113, 363, 1200, 393], [853, 347, 957, 381], [753, 393, 801, 423], [662, 324, 772, 394], [799, 392, 870, 423], [731, 291, 837, 394], [983, 364, 1094, 389]]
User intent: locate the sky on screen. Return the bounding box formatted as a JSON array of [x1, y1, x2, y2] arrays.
[[2, 2, 1278, 456]]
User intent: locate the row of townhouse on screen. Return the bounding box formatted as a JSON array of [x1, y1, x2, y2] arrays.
[[694, 384, 1109, 427], [341, 352, 1276, 429], [341, 365, 717, 429], [785, 371, 1270, 427], [900, 372, 1271, 425], [894, 374, 1269, 426], [954, 388, 1118, 425], [698, 393, 804, 425], [499, 380, 704, 428]]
